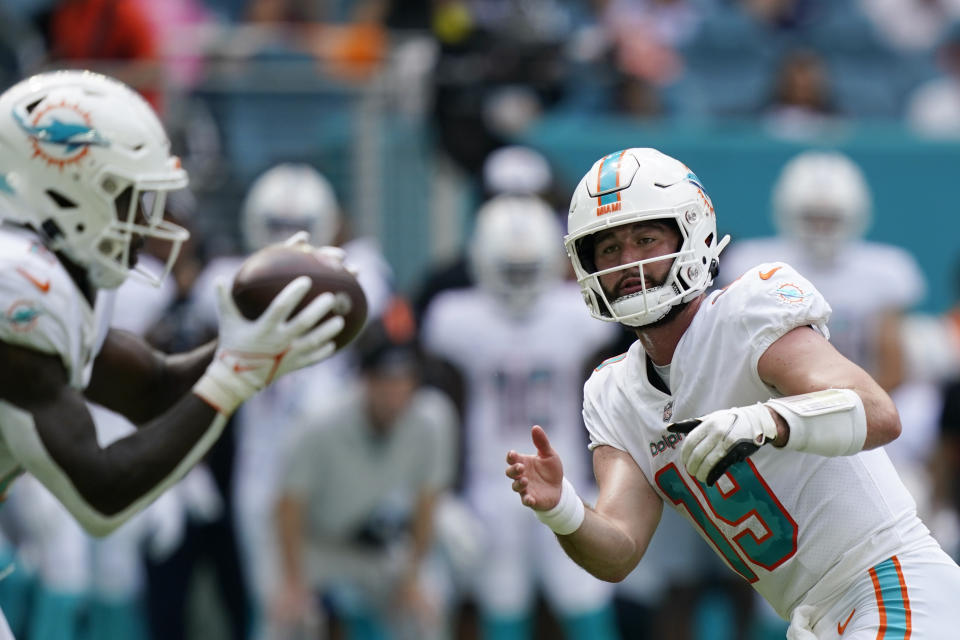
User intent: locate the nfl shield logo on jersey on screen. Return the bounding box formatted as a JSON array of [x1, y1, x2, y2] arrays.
[[662, 401, 673, 422]]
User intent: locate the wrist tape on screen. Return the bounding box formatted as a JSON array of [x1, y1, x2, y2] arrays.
[[535, 477, 585, 535], [192, 358, 258, 416], [764, 389, 867, 457]]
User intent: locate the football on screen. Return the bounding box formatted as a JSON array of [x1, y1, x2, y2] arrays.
[[231, 243, 368, 351]]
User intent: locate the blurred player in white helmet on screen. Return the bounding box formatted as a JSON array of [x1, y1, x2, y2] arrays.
[[719, 150, 925, 392], [504, 147, 960, 639], [186, 161, 393, 638], [0, 70, 346, 639], [423, 195, 620, 640]]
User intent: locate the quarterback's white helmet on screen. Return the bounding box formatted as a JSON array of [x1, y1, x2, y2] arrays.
[[241, 163, 340, 252], [772, 150, 871, 262], [469, 195, 566, 315], [0, 70, 189, 289], [566, 148, 729, 327]]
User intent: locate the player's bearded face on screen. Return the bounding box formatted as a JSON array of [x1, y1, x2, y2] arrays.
[[592, 221, 679, 302], [602, 264, 670, 302]]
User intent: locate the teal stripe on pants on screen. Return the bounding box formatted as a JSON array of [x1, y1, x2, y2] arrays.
[[872, 557, 910, 639]]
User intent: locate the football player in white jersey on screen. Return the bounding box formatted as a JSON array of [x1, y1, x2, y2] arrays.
[[504, 148, 960, 639], [0, 70, 345, 638], [423, 195, 620, 640]]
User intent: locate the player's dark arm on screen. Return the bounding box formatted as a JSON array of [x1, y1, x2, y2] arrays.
[[0, 340, 225, 535], [84, 328, 216, 424]]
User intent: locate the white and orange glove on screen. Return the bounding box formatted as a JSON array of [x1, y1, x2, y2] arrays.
[[193, 276, 344, 415]]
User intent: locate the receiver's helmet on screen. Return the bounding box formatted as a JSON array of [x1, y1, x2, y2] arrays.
[[0, 70, 189, 289], [566, 148, 729, 327]]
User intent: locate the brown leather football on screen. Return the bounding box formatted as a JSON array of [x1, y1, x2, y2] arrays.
[[231, 244, 368, 351]]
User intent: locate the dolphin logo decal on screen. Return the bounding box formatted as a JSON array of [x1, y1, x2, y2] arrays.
[[14, 110, 109, 153]]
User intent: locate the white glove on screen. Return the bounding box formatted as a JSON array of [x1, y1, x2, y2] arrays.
[[667, 403, 778, 486], [193, 276, 345, 415]]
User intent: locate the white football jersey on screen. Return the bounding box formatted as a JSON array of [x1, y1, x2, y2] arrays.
[[0, 225, 114, 489], [718, 239, 925, 372], [583, 262, 931, 619], [422, 282, 618, 493], [0, 225, 113, 390]]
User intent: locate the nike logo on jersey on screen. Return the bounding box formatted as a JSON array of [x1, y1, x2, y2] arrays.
[[837, 608, 855, 635], [16, 267, 50, 293], [758, 266, 782, 280]]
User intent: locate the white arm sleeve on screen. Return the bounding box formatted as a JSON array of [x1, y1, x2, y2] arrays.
[[0, 399, 227, 537]]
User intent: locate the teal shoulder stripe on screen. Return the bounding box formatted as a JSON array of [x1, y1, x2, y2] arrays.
[[596, 353, 627, 371]]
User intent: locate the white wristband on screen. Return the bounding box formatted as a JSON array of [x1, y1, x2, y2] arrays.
[[535, 477, 585, 535], [765, 389, 867, 457]]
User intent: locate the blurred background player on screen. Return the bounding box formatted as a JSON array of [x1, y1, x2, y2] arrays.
[[272, 317, 459, 640], [186, 161, 394, 638], [422, 195, 620, 640]]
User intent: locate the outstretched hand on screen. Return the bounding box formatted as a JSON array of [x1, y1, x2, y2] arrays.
[[505, 425, 564, 510]]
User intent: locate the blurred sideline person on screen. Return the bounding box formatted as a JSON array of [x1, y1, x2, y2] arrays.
[[186, 161, 394, 638], [505, 148, 960, 638], [422, 196, 620, 640], [0, 70, 346, 638], [272, 317, 458, 640]]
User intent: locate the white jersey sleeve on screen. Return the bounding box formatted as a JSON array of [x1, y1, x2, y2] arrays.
[[720, 261, 833, 375], [0, 226, 102, 389]]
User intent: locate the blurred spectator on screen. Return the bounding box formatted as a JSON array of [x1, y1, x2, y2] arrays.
[[0, 6, 44, 89], [906, 22, 960, 137], [859, 0, 960, 51], [45, 0, 163, 110], [135, 0, 213, 91], [272, 315, 458, 640], [429, 0, 574, 177], [421, 195, 620, 640], [598, 0, 700, 90], [761, 48, 841, 138], [737, 0, 820, 31]]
